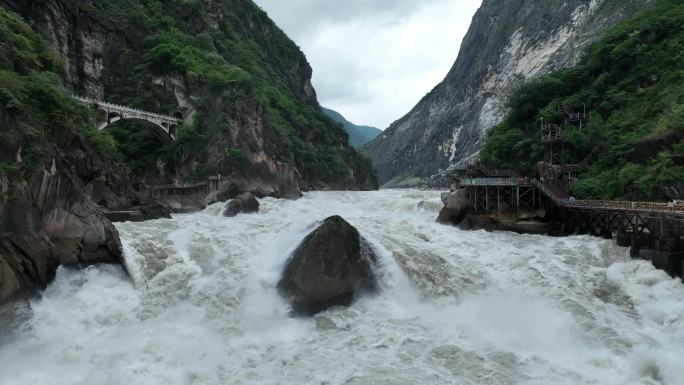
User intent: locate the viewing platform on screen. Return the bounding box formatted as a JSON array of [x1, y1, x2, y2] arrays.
[[446, 167, 684, 278]]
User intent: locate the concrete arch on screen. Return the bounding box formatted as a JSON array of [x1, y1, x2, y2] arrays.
[[101, 117, 177, 144], [74, 96, 179, 143]]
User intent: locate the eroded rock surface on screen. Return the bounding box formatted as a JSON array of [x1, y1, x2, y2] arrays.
[[277, 216, 378, 316], [223, 192, 260, 217], [364, 0, 653, 185]]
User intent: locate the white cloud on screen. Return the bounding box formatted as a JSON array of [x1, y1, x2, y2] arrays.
[[254, 0, 482, 129]]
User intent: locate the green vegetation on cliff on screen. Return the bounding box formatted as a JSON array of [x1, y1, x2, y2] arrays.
[[0, 7, 116, 180], [83, 0, 376, 188], [481, 0, 684, 200], [322, 107, 382, 148]]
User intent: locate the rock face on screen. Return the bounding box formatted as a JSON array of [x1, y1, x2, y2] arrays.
[[0, 11, 130, 305], [436, 189, 470, 225], [277, 216, 378, 316], [0, 155, 125, 305], [364, 0, 653, 185], [223, 193, 260, 217], [0, 121, 127, 305], [0, 0, 378, 306], [2, 0, 377, 198]]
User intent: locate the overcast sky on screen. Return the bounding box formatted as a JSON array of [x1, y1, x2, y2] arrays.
[[253, 0, 482, 129]]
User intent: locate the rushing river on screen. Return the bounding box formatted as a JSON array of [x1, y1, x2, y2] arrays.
[[1, 190, 684, 385]]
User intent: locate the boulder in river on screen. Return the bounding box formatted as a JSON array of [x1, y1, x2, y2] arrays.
[[223, 193, 260, 217], [437, 188, 470, 225], [458, 215, 499, 232], [277, 215, 378, 316]]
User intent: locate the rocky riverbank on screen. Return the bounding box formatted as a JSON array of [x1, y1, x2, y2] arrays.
[[0, 0, 380, 307], [437, 188, 549, 234]]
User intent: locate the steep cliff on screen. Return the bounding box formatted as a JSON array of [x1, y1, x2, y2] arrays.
[[3, 0, 377, 198], [0, 7, 125, 304], [0, 0, 377, 305], [364, 0, 653, 186], [481, 0, 684, 200]]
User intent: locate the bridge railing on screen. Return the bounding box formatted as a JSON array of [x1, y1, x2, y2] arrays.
[[72, 96, 178, 122]]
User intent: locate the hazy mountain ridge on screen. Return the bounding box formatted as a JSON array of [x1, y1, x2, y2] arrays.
[[322, 107, 381, 148]]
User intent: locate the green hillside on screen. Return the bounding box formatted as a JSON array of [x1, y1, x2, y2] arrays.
[[1, 0, 377, 195], [322, 107, 382, 148], [0, 7, 112, 176], [481, 0, 684, 200]]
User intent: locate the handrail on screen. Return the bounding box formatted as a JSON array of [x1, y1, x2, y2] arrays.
[[530, 179, 684, 214], [567, 112, 587, 121], [460, 177, 524, 186], [461, 175, 684, 215]]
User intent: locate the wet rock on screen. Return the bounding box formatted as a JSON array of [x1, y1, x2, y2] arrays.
[[139, 203, 173, 220], [43, 201, 122, 265], [498, 220, 548, 235], [436, 189, 470, 225], [458, 215, 499, 232], [277, 215, 378, 316], [223, 192, 260, 217], [0, 233, 59, 304]]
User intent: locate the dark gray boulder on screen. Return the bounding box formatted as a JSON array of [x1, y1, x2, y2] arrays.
[[0, 233, 59, 304], [458, 215, 499, 232], [140, 203, 173, 220], [223, 192, 260, 217], [436, 189, 470, 225], [277, 216, 378, 316]]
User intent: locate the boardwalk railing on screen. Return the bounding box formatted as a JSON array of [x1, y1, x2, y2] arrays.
[[530, 179, 567, 206], [542, 127, 564, 143], [567, 112, 587, 122], [460, 177, 526, 187], [145, 175, 222, 197], [531, 180, 684, 214], [567, 199, 684, 213], [458, 170, 684, 215]]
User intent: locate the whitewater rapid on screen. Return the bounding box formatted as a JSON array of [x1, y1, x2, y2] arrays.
[[1, 190, 683, 385]]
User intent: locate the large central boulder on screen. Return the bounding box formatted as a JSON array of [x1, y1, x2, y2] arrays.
[[277, 216, 378, 316]]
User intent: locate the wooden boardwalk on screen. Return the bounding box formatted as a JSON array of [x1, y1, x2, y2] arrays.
[[454, 172, 684, 278]]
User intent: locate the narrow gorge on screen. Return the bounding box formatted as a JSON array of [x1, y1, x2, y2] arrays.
[[1, 1, 683, 384]]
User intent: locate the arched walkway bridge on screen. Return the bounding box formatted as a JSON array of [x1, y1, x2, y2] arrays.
[[73, 96, 180, 143]]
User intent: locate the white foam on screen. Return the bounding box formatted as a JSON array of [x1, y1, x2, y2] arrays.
[[1, 190, 683, 384]]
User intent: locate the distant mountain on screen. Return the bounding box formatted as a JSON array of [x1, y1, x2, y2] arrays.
[[363, 0, 653, 185], [322, 107, 382, 148]]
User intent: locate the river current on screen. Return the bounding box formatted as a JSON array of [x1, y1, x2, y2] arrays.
[[1, 190, 683, 385]]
